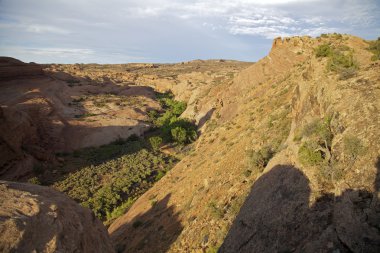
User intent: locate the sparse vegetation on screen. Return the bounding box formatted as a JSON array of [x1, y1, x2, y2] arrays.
[[54, 137, 177, 222], [247, 146, 275, 173], [228, 195, 246, 216], [208, 201, 224, 219], [315, 44, 332, 57], [301, 118, 333, 146], [206, 119, 218, 131], [343, 135, 364, 161], [367, 37, 380, 61], [327, 49, 357, 76], [266, 108, 292, 150], [315, 43, 358, 79], [298, 117, 334, 167], [298, 141, 324, 166]]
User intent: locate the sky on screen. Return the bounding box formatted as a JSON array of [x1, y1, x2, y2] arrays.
[[0, 0, 379, 63]]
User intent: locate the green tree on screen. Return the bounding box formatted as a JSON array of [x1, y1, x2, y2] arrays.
[[171, 127, 187, 144], [149, 136, 163, 151]]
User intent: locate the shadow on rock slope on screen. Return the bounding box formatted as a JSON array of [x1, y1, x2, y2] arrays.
[[220, 161, 380, 253], [110, 194, 183, 253]]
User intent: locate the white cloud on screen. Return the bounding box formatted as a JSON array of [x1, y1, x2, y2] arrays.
[[0, 0, 378, 63], [115, 0, 378, 39], [26, 25, 70, 34], [0, 47, 94, 59], [0, 23, 70, 35]]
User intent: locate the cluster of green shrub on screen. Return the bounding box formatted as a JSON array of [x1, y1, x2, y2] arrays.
[[148, 92, 197, 145], [54, 137, 177, 223], [296, 115, 367, 185], [298, 141, 325, 166], [297, 117, 333, 166], [315, 43, 358, 79], [296, 117, 345, 185], [246, 146, 275, 173], [367, 37, 380, 61]]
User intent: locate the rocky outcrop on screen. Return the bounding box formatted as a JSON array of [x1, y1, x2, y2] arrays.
[[0, 181, 114, 253], [0, 107, 37, 180], [0, 57, 43, 80]]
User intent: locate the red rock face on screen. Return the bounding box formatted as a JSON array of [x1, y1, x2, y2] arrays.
[[0, 58, 54, 180]]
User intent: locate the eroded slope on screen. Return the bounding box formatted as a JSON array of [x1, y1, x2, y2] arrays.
[[109, 34, 380, 252]]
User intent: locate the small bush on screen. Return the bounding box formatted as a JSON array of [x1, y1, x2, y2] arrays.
[[149, 136, 162, 151], [208, 201, 224, 219], [243, 169, 252, 177], [155, 170, 166, 181], [147, 110, 159, 122], [28, 177, 41, 185], [106, 198, 135, 223], [206, 119, 218, 131], [315, 44, 332, 57], [319, 163, 343, 182], [206, 246, 220, 253], [327, 50, 357, 72], [339, 67, 357, 80], [156, 92, 186, 116], [161, 118, 197, 145], [332, 33, 343, 40], [302, 118, 333, 146], [171, 127, 187, 144], [229, 195, 245, 216], [367, 37, 380, 61], [298, 142, 324, 166], [247, 146, 275, 172], [343, 135, 364, 161]]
